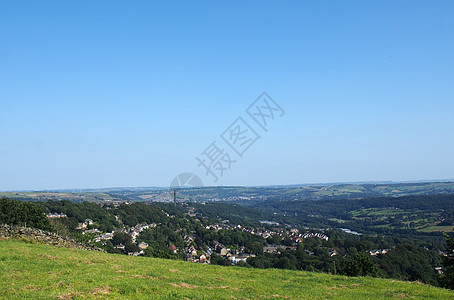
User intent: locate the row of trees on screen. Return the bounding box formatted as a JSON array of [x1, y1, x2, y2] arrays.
[[0, 197, 52, 231]]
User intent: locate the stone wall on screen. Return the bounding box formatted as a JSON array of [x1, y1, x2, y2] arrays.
[[0, 224, 103, 252]]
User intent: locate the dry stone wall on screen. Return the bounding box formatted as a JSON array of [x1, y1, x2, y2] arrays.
[[0, 224, 103, 252]]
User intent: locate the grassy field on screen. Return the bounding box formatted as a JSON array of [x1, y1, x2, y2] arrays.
[[1, 239, 454, 299], [420, 225, 454, 233]]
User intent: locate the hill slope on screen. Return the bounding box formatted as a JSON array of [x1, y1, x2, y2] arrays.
[[1, 239, 453, 299]]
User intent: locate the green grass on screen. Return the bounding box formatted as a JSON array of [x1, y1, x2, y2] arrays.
[[1, 239, 453, 299], [420, 225, 454, 233], [328, 218, 347, 224]]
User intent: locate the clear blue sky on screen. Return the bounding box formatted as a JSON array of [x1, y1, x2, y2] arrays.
[[1, 1, 453, 190]]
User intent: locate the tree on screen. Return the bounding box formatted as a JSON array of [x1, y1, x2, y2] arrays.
[[441, 232, 454, 289], [210, 253, 230, 266], [247, 241, 264, 255], [111, 231, 132, 246], [125, 242, 140, 253], [0, 197, 52, 231], [339, 253, 378, 277], [267, 234, 282, 245]]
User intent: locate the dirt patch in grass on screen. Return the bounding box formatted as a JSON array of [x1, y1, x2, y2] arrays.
[[385, 291, 410, 298], [396, 293, 409, 298], [169, 269, 181, 273], [91, 286, 112, 295], [130, 274, 156, 279], [22, 285, 41, 291], [206, 286, 239, 291], [326, 285, 347, 290], [57, 293, 73, 299], [53, 281, 66, 288], [38, 254, 60, 260], [272, 295, 290, 299], [170, 282, 198, 289]]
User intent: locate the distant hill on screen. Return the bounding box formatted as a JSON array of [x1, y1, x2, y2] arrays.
[[3, 181, 454, 204], [1, 238, 453, 299]]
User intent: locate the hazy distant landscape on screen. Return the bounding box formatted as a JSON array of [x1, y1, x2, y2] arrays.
[[4, 180, 454, 202]]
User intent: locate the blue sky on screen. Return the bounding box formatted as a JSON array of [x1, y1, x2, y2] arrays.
[[1, 1, 453, 190]]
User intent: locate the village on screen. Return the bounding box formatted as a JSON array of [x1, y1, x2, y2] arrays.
[[50, 209, 336, 265]]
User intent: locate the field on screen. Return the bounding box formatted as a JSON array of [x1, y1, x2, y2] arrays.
[[1, 239, 453, 299], [349, 207, 450, 232]]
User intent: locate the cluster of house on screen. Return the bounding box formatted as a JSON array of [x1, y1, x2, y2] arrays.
[[80, 226, 115, 243], [206, 221, 329, 246], [239, 226, 273, 239], [206, 223, 280, 240], [113, 241, 149, 256], [263, 245, 296, 253], [181, 234, 209, 263], [46, 213, 68, 218], [98, 200, 132, 208], [180, 237, 256, 265], [78, 222, 156, 248], [369, 249, 390, 256], [211, 241, 256, 264], [292, 232, 329, 243], [129, 223, 155, 243], [184, 244, 208, 263], [76, 219, 94, 229]]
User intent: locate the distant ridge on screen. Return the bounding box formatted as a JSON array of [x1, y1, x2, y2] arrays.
[[4, 179, 453, 193]]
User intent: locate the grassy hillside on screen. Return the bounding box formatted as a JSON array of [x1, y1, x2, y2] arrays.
[[1, 239, 453, 299]]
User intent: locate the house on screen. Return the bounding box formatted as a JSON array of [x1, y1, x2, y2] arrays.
[[76, 223, 87, 230], [138, 242, 149, 250], [214, 242, 230, 256], [116, 244, 125, 250], [199, 254, 207, 263], [169, 245, 177, 254], [229, 254, 255, 264], [369, 249, 390, 256], [83, 229, 100, 235], [264, 245, 280, 254], [188, 245, 197, 256], [219, 248, 229, 257], [76, 219, 95, 230], [46, 213, 67, 218], [102, 232, 114, 240]]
